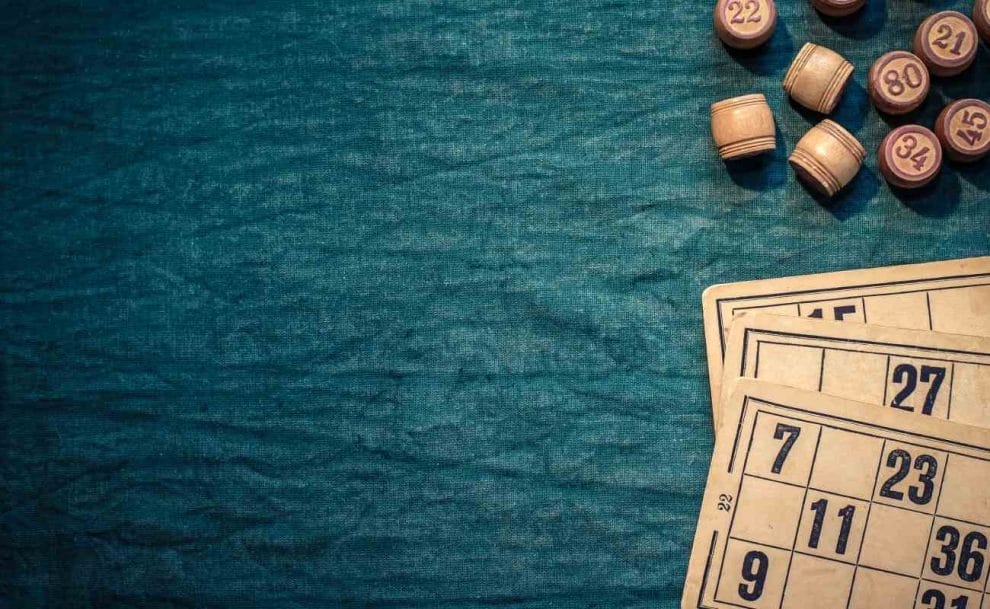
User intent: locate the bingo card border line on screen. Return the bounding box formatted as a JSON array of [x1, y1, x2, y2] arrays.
[[714, 275, 990, 358], [696, 396, 990, 609]]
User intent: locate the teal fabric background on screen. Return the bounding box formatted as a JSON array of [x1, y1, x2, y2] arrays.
[[0, 1, 988, 607]]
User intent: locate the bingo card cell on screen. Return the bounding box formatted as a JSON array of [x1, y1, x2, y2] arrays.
[[702, 257, 990, 418], [683, 380, 990, 609]]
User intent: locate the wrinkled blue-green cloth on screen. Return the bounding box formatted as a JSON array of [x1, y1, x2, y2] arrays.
[[1, 1, 988, 607]]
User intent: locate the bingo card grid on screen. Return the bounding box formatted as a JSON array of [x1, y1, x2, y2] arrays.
[[697, 397, 990, 609], [712, 275, 990, 361], [738, 332, 990, 421]]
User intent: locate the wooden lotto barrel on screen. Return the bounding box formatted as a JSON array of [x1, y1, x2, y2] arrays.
[[711, 94, 777, 161]]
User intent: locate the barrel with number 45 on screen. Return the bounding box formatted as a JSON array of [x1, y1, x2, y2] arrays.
[[935, 99, 990, 163]]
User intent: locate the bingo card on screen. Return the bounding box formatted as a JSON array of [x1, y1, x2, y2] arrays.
[[702, 257, 990, 417], [715, 314, 990, 428], [683, 380, 990, 609]]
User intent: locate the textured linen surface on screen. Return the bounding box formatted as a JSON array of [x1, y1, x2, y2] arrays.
[[1, 1, 988, 608]]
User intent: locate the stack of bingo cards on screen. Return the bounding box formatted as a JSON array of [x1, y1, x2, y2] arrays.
[[683, 256, 990, 609]]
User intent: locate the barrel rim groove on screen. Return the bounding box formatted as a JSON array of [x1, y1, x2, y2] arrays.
[[789, 147, 841, 195], [783, 43, 817, 93], [819, 119, 866, 161]]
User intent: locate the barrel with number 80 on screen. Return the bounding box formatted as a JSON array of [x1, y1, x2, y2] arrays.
[[868, 51, 930, 115]]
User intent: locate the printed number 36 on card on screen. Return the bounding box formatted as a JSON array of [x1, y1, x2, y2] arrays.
[[683, 381, 990, 609]]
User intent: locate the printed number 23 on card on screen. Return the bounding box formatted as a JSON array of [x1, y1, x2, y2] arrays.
[[683, 380, 990, 609]]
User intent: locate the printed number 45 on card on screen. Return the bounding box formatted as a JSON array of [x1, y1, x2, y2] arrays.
[[701, 257, 990, 418]]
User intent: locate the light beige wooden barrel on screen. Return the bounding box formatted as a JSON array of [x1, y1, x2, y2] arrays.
[[789, 120, 866, 196], [783, 43, 854, 114], [710, 94, 776, 161]]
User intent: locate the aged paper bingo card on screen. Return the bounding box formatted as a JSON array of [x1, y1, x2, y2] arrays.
[[683, 380, 990, 609], [702, 257, 990, 415], [716, 314, 990, 427]]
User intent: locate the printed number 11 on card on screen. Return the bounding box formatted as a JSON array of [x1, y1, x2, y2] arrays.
[[683, 381, 990, 609]]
